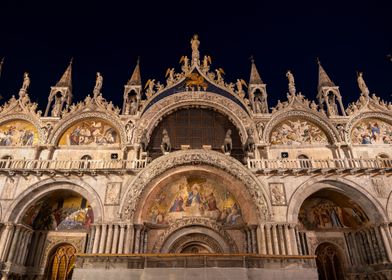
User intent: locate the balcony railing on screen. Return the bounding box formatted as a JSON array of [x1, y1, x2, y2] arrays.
[[247, 158, 392, 173], [0, 158, 148, 172]]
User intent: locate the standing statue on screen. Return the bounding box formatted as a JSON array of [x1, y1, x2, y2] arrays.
[[286, 70, 296, 95], [94, 72, 103, 96], [139, 129, 149, 152], [21, 72, 30, 91], [357, 72, 369, 96], [221, 129, 232, 154], [160, 129, 172, 154], [129, 97, 138, 115], [125, 122, 135, 143], [203, 55, 211, 69], [191, 34, 200, 62], [51, 97, 62, 117], [256, 122, 264, 140]]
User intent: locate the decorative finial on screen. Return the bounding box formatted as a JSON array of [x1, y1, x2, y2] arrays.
[[316, 57, 321, 65], [69, 57, 73, 65], [250, 55, 255, 64], [357, 71, 369, 96], [191, 34, 200, 65]]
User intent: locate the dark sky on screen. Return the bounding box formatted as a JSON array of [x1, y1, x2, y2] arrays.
[[0, 0, 391, 112]]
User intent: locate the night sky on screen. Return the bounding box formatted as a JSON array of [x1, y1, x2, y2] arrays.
[[0, 1, 391, 112]]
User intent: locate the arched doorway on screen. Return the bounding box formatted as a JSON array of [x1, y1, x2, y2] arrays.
[[315, 243, 344, 280], [46, 244, 76, 280]]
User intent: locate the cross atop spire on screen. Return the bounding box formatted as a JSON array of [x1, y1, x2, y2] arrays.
[[55, 58, 73, 89], [317, 58, 335, 90], [127, 57, 141, 86], [249, 57, 263, 84]]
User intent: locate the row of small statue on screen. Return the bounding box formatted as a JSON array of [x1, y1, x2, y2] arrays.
[[158, 128, 255, 155]]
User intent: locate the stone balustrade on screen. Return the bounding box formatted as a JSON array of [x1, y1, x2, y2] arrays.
[[248, 157, 392, 174], [0, 157, 391, 175], [0, 158, 148, 174]]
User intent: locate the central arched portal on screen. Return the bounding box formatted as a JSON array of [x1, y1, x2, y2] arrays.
[[133, 164, 261, 254]]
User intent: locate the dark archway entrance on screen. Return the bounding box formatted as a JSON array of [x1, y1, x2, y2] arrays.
[[315, 243, 345, 280]]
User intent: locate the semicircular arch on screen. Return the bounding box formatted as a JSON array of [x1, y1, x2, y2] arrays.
[[4, 177, 104, 223], [286, 176, 387, 224], [49, 111, 126, 146], [264, 110, 339, 144], [153, 218, 238, 253], [138, 91, 253, 144], [119, 149, 271, 224], [0, 114, 44, 145], [346, 112, 392, 145]]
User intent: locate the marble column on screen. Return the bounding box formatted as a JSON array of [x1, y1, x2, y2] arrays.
[[124, 224, 134, 254], [289, 224, 298, 255], [271, 224, 280, 255], [111, 224, 119, 254], [143, 230, 148, 253], [134, 226, 141, 254], [364, 230, 376, 264], [379, 224, 392, 262], [257, 224, 266, 254], [245, 228, 252, 253], [33, 232, 47, 267], [16, 228, 27, 264], [250, 226, 258, 253], [105, 224, 114, 254], [98, 224, 107, 254], [21, 230, 33, 266], [7, 225, 21, 262], [87, 226, 96, 253], [118, 224, 125, 254], [0, 224, 14, 261], [265, 224, 273, 254], [277, 225, 286, 255], [92, 224, 101, 254], [284, 224, 292, 255]]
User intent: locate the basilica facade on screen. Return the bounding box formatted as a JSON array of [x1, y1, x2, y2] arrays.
[[0, 36, 391, 280]]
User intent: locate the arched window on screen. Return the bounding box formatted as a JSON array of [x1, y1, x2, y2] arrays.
[[80, 155, 92, 169], [297, 154, 311, 168], [47, 244, 76, 280], [377, 153, 391, 168], [0, 155, 12, 168], [315, 243, 345, 280]]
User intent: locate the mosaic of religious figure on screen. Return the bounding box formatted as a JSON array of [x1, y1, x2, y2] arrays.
[[270, 119, 328, 145], [350, 118, 392, 144], [22, 194, 94, 231], [59, 119, 119, 146], [0, 120, 38, 146], [298, 197, 369, 230], [147, 176, 243, 226]]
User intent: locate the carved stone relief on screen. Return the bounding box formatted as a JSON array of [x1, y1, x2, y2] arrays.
[[269, 183, 286, 206], [105, 182, 122, 205]]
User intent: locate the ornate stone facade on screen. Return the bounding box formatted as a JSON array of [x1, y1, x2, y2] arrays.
[[0, 36, 391, 280]]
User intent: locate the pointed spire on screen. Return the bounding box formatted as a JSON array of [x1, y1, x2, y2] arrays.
[[56, 58, 73, 89], [317, 58, 335, 90], [249, 57, 263, 84], [127, 58, 141, 86]]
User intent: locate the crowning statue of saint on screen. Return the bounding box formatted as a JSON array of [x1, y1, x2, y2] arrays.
[[191, 34, 200, 62]]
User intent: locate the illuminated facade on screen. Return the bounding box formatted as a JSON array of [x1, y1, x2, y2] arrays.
[[0, 36, 391, 279]]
